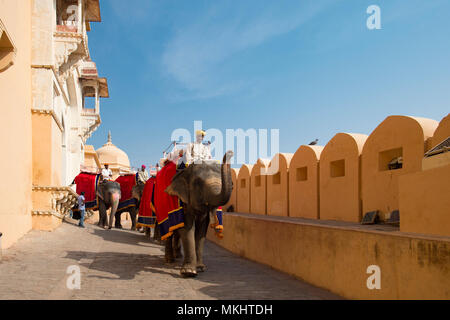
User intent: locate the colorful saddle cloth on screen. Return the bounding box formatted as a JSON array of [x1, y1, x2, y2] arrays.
[[154, 161, 185, 240], [136, 177, 157, 228], [115, 173, 138, 210], [73, 173, 100, 211], [136, 161, 225, 240]]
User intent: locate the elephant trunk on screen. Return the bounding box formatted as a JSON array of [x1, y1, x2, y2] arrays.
[[210, 151, 234, 207], [108, 192, 120, 228]]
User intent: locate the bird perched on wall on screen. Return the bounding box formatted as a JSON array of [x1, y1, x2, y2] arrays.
[[309, 139, 319, 146]]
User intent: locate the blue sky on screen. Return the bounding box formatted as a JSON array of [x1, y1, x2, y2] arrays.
[[86, 0, 450, 169]]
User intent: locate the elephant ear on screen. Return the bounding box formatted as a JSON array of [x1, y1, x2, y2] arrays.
[[165, 170, 189, 204]]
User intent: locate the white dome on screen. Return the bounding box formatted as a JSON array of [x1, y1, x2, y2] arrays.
[[96, 132, 130, 169]]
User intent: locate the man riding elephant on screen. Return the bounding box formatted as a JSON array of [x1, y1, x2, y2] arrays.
[[149, 129, 232, 277]]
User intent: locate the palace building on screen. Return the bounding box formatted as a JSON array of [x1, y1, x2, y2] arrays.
[[1, 0, 109, 248]]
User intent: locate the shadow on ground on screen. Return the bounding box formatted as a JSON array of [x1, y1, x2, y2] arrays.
[[63, 223, 340, 299]]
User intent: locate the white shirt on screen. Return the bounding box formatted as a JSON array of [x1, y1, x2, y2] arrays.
[[185, 141, 212, 165], [101, 168, 112, 180], [137, 169, 149, 183]]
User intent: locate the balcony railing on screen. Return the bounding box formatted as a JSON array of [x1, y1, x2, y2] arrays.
[[81, 108, 97, 115]]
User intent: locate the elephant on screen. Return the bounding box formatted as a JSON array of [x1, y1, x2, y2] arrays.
[[114, 182, 146, 230], [96, 181, 122, 229], [165, 150, 234, 277]]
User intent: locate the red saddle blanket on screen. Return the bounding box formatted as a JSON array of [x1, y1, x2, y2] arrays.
[[73, 172, 100, 211], [154, 161, 184, 240], [74, 172, 98, 203], [137, 177, 157, 228], [115, 174, 137, 202]]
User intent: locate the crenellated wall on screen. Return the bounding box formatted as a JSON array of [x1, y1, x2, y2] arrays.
[[250, 159, 270, 215], [430, 113, 450, 150], [361, 116, 438, 220], [232, 114, 448, 230], [266, 153, 293, 217], [236, 164, 252, 213], [289, 145, 323, 219], [320, 133, 368, 223], [224, 114, 450, 298]]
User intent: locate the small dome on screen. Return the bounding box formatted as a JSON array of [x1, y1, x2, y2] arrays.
[[96, 131, 131, 169]]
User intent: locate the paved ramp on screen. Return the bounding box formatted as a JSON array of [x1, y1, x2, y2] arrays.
[[0, 221, 340, 300]]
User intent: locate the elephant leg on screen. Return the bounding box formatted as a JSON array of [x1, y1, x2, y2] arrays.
[[173, 230, 182, 259], [195, 214, 210, 272], [154, 223, 161, 243], [178, 212, 197, 277], [98, 202, 107, 228], [145, 227, 151, 238], [108, 209, 115, 229], [115, 211, 123, 229], [130, 207, 137, 231], [164, 234, 175, 263]]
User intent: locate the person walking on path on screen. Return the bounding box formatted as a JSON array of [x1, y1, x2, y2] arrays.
[[78, 192, 86, 228]]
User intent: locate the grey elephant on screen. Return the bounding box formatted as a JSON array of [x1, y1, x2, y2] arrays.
[[114, 182, 146, 230], [96, 181, 122, 229], [165, 150, 234, 277]]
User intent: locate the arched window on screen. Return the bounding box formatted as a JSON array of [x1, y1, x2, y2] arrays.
[[0, 19, 16, 72]]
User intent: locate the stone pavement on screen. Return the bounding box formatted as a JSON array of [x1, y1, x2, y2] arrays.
[[0, 219, 341, 300]]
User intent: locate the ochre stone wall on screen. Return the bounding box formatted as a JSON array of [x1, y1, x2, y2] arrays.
[[236, 164, 252, 213], [0, 0, 33, 249], [250, 159, 269, 215], [399, 164, 450, 237], [208, 213, 450, 300], [361, 116, 438, 220], [32, 113, 62, 187], [289, 145, 323, 219], [266, 153, 293, 217], [320, 133, 368, 222]]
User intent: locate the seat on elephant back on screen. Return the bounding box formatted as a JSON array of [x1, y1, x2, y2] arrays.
[[115, 173, 139, 211], [73, 172, 101, 212]]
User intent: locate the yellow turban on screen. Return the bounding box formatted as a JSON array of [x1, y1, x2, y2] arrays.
[[196, 130, 206, 136]]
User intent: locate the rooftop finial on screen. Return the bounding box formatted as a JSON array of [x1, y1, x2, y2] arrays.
[[108, 131, 112, 143]]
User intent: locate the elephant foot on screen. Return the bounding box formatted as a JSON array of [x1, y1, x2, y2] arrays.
[[196, 264, 207, 273], [105, 226, 111, 230], [115, 224, 123, 229], [180, 267, 198, 278], [131, 226, 136, 231]]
